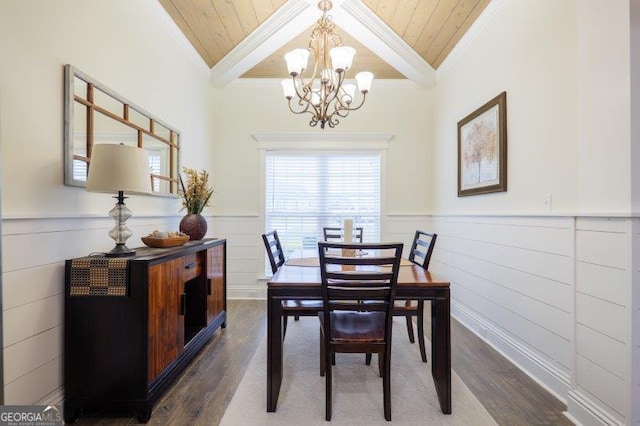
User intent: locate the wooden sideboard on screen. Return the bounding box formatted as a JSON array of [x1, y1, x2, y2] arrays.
[[63, 238, 226, 423]]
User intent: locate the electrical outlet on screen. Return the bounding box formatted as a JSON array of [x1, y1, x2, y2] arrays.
[[543, 193, 552, 211]]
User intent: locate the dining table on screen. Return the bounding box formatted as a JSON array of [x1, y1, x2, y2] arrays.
[[266, 252, 452, 414]]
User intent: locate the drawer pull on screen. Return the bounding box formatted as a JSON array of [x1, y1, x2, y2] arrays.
[[185, 262, 196, 270]]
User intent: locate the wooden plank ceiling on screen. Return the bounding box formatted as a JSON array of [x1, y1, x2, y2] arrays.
[[159, 0, 490, 80]]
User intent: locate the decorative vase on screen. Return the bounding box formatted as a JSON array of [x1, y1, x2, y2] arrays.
[[179, 213, 207, 240]]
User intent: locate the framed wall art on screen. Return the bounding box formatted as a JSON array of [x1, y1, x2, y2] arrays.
[[457, 91, 507, 197]]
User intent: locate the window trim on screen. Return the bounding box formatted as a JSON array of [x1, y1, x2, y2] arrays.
[[255, 133, 393, 251]]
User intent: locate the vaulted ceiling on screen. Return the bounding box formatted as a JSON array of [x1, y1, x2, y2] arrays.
[[158, 0, 490, 87]]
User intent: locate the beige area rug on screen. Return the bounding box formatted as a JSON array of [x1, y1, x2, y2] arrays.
[[220, 318, 497, 425]]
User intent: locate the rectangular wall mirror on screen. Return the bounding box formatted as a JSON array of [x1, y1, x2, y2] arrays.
[[64, 64, 180, 196]]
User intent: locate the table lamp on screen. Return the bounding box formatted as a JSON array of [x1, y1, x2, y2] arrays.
[[87, 144, 151, 257]]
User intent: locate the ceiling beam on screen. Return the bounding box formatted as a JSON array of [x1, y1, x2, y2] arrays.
[[209, 0, 317, 87], [333, 0, 436, 88], [209, 0, 435, 88]]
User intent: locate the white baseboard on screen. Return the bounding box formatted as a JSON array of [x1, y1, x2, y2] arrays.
[[227, 285, 266, 300], [565, 390, 624, 426], [452, 302, 570, 404]]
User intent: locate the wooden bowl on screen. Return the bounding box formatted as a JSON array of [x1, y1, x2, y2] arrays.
[[141, 235, 190, 248]]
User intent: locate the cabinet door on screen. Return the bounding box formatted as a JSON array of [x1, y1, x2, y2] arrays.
[[206, 245, 225, 324], [148, 257, 185, 384]]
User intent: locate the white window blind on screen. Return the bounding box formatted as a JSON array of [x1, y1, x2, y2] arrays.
[[149, 152, 161, 192], [265, 153, 381, 259]]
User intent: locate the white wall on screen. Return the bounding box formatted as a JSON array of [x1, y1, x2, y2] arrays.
[[431, 0, 637, 424], [0, 0, 215, 404], [577, 0, 632, 215], [210, 80, 435, 298], [434, 0, 578, 215], [211, 80, 433, 216]]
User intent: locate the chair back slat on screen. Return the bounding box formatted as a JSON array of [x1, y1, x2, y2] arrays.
[[323, 227, 364, 243], [408, 230, 438, 269], [261, 230, 285, 274]]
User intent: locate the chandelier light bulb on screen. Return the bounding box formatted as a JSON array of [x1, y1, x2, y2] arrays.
[[355, 71, 374, 93], [330, 46, 356, 72], [292, 48, 310, 72], [281, 79, 295, 99], [284, 50, 305, 76]]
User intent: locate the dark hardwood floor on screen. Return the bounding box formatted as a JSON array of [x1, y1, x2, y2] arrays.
[[73, 299, 571, 425]]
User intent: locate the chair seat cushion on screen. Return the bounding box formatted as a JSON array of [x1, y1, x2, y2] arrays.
[[319, 311, 386, 343], [282, 299, 323, 310]]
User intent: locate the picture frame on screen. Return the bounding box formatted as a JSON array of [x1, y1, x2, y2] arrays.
[[457, 91, 507, 197]]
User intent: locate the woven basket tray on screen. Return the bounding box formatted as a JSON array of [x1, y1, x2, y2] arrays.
[[141, 235, 189, 248]]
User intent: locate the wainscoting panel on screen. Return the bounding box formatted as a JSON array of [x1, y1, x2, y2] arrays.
[[576, 293, 627, 342], [575, 324, 626, 380], [576, 261, 627, 306], [451, 279, 572, 370], [573, 217, 631, 423], [1, 215, 181, 405], [3, 212, 636, 425], [211, 215, 263, 299], [3, 326, 61, 384], [383, 215, 432, 258], [576, 354, 627, 417], [633, 220, 640, 425], [429, 216, 574, 383]]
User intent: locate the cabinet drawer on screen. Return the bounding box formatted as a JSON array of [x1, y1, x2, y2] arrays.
[[183, 253, 202, 282]]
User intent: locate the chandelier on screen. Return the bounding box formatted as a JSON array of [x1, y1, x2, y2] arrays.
[[281, 0, 374, 129]]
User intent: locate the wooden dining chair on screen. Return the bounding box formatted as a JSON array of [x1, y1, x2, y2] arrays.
[[322, 226, 364, 242], [261, 230, 323, 339], [318, 241, 403, 421], [396, 230, 438, 362]]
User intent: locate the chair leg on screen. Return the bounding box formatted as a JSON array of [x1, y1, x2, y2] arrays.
[[320, 327, 325, 377], [325, 349, 333, 421], [365, 353, 372, 365], [383, 348, 391, 421], [331, 352, 336, 365], [417, 301, 427, 363], [294, 315, 300, 321], [405, 315, 415, 343], [378, 352, 383, 377]]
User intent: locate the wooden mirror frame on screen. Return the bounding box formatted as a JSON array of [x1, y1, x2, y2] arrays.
[[63, 64, 180, 196]]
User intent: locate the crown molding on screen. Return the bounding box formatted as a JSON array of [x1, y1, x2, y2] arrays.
[[334, 0, 435, 88], [210, 0, 433, 88], [209, 0, 317, 87]]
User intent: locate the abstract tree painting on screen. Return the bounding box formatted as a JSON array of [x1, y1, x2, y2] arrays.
[[458, 92, 507, 196]]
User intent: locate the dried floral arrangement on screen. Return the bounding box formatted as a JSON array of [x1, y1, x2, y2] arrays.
[[179, 167, 214, 215]]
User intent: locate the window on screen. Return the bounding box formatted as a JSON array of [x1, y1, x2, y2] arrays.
[[265, 153, 381, 259]]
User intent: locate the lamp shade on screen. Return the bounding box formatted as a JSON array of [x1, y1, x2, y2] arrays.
[[284, 49, 309, 76], [355, 71, 374, 93], [87, 144, 150, 195], [281, 79, 296, 98], [330, 46, 355, 72]]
